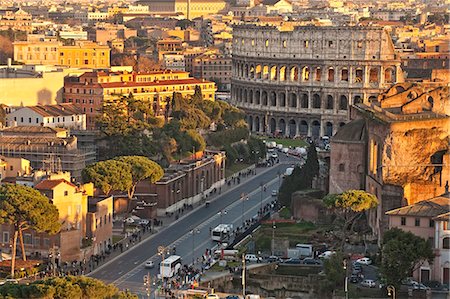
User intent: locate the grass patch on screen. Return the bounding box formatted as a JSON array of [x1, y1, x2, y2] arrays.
[[279, 207, 292, 219], [209, 261, 240, 272], [225, 163, 252, 178], [112, 235, 123, 244], [259, 137, 308, 148]]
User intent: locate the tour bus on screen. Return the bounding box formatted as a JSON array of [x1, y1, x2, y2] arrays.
[[211, 224, 233, 242], [160, 255, 182, 278]]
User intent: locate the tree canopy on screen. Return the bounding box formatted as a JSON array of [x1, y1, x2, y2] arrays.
[[0, 184, 61, 277], [81, 160, 133, 196], [381, 228, 434, 289], [0, 276, 137, 299]]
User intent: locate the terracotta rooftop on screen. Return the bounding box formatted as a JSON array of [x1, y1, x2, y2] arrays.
[[35, 178, 76, 190], [99, 78, 213, 89], [0, 126, 67, 134], [24, 103, 83, 117], [386, 195, 450, 217]]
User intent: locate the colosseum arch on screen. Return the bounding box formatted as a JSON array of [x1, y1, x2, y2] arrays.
[[368, 95, 377, 102], [280, 66, 287, 81], [270, 66, 278, 81], [369, 68, 379, 83], [353, 95, 362, 104], [263, 65, 269, 80], [262, 91, 268, 106], [311, 120, 320, 137], [289, 93, 297, 108], [270, 91, 277, 106], [279, 119, 286, 136], [312, 94, 321, 109], [339, 95, 348, 110], [299, 120, 308, 135], [384, 67, 395, 83], [325, 122, 333, 137], [255, 65, 262, 79], [249, 89, 254, 104], [290, 66, 299, 81], [244, 64, 249, 78], [279, 92, 286, 107], [269, 118, 276, 133], [315, 67, 322, 82], [243, 89, 248, 103], [326, 95, 334, 109], [248, 115, 253, 131], [255, 90, 261, 105], [341, 68, 349, 82], [288, 119, 296, 137], [255, 116, 260, 132], [301, 66, 310, 81], [301, 93, 309, 108], [328, 67, 335, 82], [355, 68, 363, 83], [250, 65, 255, 79]]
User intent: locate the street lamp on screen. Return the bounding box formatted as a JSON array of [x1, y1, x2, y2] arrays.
[[190, 228, 200, 265], [240, 193, 249, 227], [157, 245, 170, 263], [387, 285, 396, 299]]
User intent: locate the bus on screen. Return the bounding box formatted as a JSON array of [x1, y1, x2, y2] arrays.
[[160, 255, 182, 278], [211, 224, 233, 242]]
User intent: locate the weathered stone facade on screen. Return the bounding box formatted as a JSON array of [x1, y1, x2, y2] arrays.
[[231, 24, 404, 138]]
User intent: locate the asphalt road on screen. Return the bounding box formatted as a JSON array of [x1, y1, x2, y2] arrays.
[[89, 155, 299, 295]]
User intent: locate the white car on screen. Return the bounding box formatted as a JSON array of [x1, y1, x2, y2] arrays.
[[355, 257, 372, 265], [361, 279, 376, 288], [271, 190, 278, 197], [318, 251, 336, 259], [138, 219, 150, 226], [144, 260, 154, 268], [124, 217, 135, 224], [245, 254, 262, 263], [271, 152, 278, 159]]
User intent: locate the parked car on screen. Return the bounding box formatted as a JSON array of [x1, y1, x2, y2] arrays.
[[302, 258, 322, 265], [271, 190, 278, 197], [410, 282, 431, 290], [361, 279, 376, 288], [267, 256, 280, 263], [144, 260, 154, 269], [318, 251, 336, 259], [138, 219, 150, 226], [245, 254, 262, 263], [283, 258, 302, 264], [349, 274, 361, 283], [402, 277, 419, 286], [355, 257, 372, 265]]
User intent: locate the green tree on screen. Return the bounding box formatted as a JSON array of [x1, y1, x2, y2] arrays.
[[0, 184, 61, 278], [303, 143, 319, 182], [322, 251, 346, 291], [82, 160, 133, 196], [323, 190, 378, 246], [381, 228, 434, 289], [191, 85, 203, 103]]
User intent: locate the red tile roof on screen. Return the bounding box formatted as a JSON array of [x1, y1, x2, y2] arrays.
[[99, 78, 213, 89], [35, 178, 76, 190]]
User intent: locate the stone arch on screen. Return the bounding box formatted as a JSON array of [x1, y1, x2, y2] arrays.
[[269, 118, 276, 134], [339, 95, 348, 110], [368, 95, 377, 102], [299, 120, 308, 135], [289, 93, 297, 108], [325, 122, 333, 137], [288, 119, 296, 137], [270, 65, 277, 81], [255, 116, 260, 132], [262, 91, 268, 106], [279, 92, 286, 107], [243, 89, 248, 103], [248, 115, 253, 131], [311, 120, 320, 138], [249, 64, 255, 79], [255, 65, 262, 79], [369, 68, 379, 83], [279, 118, 286, 136], [328, 67, 335, 82], [255, 90, 261, 105], [263, 65, 269, 80], [249, 89, 254, 104], [312, 94, 321, 109], [290, 66, 298, 81], [353, 95, 362, 104], [301, 66, 310, 81], [244, 64, 249, 78], [384, 67, 395, 83], [301, 93, 309, 108], [341, 68, 349, 81], [239, 88, 243, 102], [315, 67, 322, 81], [270, 91, 277, 106], [355, 68, 363, 83], [280, 66, 287, 81], [326, 95, 334, 109]]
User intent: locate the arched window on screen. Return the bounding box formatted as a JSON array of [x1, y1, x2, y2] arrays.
[[279, 92, 286, 107], [255, 90, 260, 105], [341, 68, 349, 81], [255, 65, 262, 79], [290, 66, 298, 81], [249, 65, 255, 79], [289, 93, 297, 108], [354, 95, 362, 104], [339, 95, 348, 110], [279, 66, 287, 81], [302, 66, 310, 81], [270, 91, 277, 106], [443, 237, 450, 249], [328, 68, 335, 82], [315, 67, 322, 81], [312, 94, 321, 109], [384, 68, 395, 83], [262, 91, 268, 106], [270, 66, 277, 81], [263, 65, 269, 80], [326, 95, 334, 109], [355, 68, 363, 83], [369, 68, 379, 83], [301, 94, 309, 108]]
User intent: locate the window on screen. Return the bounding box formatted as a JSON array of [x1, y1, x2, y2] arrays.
[[24, 233, 32, 244], [282, 40, 287, 48], [304, 40, 309, 48], [415, 218, 420, 227], [64, 190, 68, 196], [429, 219, 435, 228], [28, 117, 31, 123], [328, 41, 333, 47], [338, 163, 345, 172], [2, 232, 9, 243], [401, 217, 406, 226], [443, 237, 450, 249], [265, 39, 269, 47]]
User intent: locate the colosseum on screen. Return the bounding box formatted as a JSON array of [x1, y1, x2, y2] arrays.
[[231, 24, 404, 138]]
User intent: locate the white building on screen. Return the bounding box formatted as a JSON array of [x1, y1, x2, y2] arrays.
[[163, 54, 186, 72], [6, 103, 86, 130]]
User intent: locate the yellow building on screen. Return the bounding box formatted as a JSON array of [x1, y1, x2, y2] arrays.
[[0, 156, 31, 181], [14, 38, 110, 68], [139, 0, 227, 19]]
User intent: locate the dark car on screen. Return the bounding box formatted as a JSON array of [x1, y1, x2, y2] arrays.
[[423, 280, 449, 291], [225, 296, 240, 299], [283, 258, 302, 264], [302, 258, 322, 265], [350, 274, 360, 283], [267, 256, 280, 263]]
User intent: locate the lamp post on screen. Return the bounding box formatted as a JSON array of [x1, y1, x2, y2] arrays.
[[343, 259, 348, 299], [157, 245, 170, 264], [190, 228, 200, 265], [387, 285, 396, 299], [240, 193, 248, 227]]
